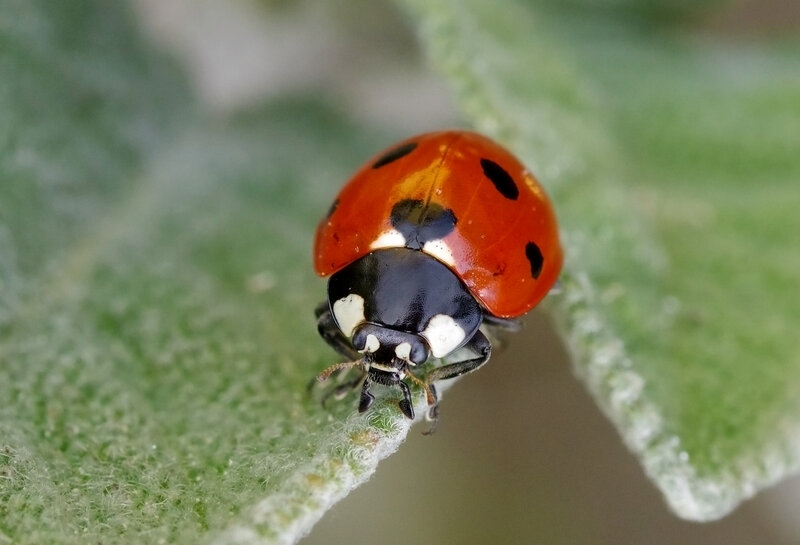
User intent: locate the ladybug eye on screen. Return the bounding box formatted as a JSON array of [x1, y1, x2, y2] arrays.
[[410, 339, 429, 365], [352, 327, 367, 350]]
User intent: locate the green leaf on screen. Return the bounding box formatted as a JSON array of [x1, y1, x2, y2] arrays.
[[0, 2, 420, 543], [4, 0, 798, 541], [398, 0, 800, 520], [536, 0, 736, 23]]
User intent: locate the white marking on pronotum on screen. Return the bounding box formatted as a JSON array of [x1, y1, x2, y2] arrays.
[[370, 229, 406, 250], [421, 314, 466, 358], [332, 294, 365, 337], [395, 342, 411, 361], [422, 239, 455, 266], [364, 334, 380, 353]]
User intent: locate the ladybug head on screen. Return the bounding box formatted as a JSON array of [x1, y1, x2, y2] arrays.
[[351, 322, 429, 379]]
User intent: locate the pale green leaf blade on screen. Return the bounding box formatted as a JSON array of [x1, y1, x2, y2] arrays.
[[0, 2, 416, 543], [398, 0, 800, 520]]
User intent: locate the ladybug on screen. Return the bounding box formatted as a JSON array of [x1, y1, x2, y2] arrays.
[[313, 130, 562, 431]]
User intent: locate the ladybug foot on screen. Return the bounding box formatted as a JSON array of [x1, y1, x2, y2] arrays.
[[321, 383, 355, 408], [423, 404, 440, 435], [315, 366, 365, 409], [398, 398, 414, 419], [398, 380, 415, 419]]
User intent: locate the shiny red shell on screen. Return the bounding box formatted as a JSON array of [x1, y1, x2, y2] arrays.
[[314, 131, 563, 318]]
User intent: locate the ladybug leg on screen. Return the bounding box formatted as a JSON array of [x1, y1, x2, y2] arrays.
[[419, 330, 492, 433], [481, 315, 521, 354], [315, 301, 360, 361], [313, 300, 328, 318], [426, 329, 492, 382], [397, 380, 415, 419], [320, 370, 366, 408], [312, 357, 366, 406], [423, 384, 440, 435], [482, 314, 521, 332], [404, 372, 437, 432], [358, 376, 376, 413]]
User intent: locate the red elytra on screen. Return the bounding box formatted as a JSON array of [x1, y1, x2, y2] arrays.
[[314, 130, 563, 318]]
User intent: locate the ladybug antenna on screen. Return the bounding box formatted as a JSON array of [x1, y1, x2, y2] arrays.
[[315, 358, 365, 383], [404, 372, 435, 407]]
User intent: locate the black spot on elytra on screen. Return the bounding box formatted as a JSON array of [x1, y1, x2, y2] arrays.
[[390, 199, 457, 249], [481, 158, 519, 200], [372, 142, 418, 169], [326, 198, 339, 219], [525, 242, 544, 279]]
